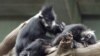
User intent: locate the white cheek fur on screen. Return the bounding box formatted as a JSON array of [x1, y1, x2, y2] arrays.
[[52, 21, 56, 27], [42, 19, 49, 27]]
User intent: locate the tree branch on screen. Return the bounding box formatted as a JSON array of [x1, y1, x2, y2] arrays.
[[0, 22, 26, 56]]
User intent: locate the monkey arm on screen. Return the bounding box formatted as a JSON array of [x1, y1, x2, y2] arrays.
[[0, 22, 26, 56], [47, 33, 74, 56], [52, 35, 62, 46]]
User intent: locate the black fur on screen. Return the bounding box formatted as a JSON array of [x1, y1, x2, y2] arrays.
[[20, 39, 50, 56], [52, 24, 97, 48], [52, 24, 87, 46], [15, 5, 62, 56]]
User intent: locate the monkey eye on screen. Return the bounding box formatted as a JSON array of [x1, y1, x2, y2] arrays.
[[87, 34, 91, 38]]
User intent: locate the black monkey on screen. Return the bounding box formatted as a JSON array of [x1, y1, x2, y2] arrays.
[[52, 24, 97, 48], [15, 5, 63, 56]]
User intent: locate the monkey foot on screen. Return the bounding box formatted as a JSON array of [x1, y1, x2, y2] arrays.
[[56, 32, 74, 56]]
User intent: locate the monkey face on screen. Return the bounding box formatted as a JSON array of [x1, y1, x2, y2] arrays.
[[81, 30, 96, 43], [81, 34, 91, 42], [40, 5, 57, 30]]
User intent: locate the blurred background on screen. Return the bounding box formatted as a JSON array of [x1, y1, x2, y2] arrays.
[[0, 0, 100, 41]]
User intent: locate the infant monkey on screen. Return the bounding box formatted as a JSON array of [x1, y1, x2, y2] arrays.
[[54, 32, 85, 49]]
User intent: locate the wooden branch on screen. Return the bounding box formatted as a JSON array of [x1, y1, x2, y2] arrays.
[[74, 42, 100, 56], [0, 22, 26, 56], [48, 42, 100, 56]]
